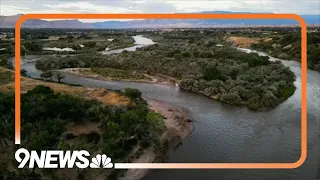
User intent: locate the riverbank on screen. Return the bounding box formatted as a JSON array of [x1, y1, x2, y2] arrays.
[[57, 68, 177, 86], [57, 68, 224, 110], [119, 99, 193, 180], [56, 68, 248, 111], [58, 66, 293, 112]]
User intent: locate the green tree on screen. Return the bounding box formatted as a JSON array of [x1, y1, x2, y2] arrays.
[[220, 92, 242, 105], [40, 71, 53, 81], [23, 41, 42, 52], [83, 41, 96, 48], [124, 88, 142, 100], [146, 112, 165, 142], [202, 66, 225, 81], [54, 72, 65, 83]]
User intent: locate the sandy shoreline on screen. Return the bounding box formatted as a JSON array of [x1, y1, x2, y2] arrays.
[[57, 68, 177, 87], [119, 98, 194, 180], [147, 98, 194, 143]]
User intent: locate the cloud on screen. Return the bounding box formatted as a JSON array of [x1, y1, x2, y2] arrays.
[[130, 1, 177, 13], [167, 0, 320, 14], [167, 1, 239, 12], [0, 0, 319, 22], [43, 2, 142, 13]]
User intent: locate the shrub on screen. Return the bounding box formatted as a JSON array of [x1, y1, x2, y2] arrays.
[[220, 92, 242, 105], [124, 88, 142, 100]]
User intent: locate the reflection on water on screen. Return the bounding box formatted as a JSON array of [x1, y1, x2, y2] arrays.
[[42, 47, 76, 52], [100, 35, 155, 55]]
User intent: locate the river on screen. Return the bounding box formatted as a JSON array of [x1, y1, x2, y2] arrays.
[[10, 36, 320, 180]]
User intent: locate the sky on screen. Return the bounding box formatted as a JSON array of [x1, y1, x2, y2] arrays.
[[0, 0, 319, 22]]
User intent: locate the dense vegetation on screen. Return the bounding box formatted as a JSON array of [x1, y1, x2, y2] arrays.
[[0, 29, 136, 56], [0, 85, 165, 179], [246, 31, 320, 72], [35, 30, 296, 111]]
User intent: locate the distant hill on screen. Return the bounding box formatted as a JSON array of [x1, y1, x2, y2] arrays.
[[0, 14, 93, 28], [93, 11, 320, 28], [0, 11, 319, 29]]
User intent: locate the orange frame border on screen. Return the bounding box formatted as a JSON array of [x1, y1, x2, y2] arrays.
[[15, 14, 307, 169]]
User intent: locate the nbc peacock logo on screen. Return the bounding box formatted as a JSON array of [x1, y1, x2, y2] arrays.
[[90, 154, 113, 168]]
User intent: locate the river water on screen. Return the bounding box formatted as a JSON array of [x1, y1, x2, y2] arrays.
[[100, 35, 155, 55], [10, 36, 320, 180]]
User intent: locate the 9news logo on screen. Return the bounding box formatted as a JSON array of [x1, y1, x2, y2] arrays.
[[15, 148, 113, 169]]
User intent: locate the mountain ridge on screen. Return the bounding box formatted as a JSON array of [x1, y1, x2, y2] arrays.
[[0, 11, 319, 28]]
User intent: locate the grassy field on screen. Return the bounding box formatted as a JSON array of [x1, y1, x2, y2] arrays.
[[91, 67, 153, 81]]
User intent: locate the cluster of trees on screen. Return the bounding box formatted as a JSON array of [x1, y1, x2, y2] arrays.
[[179, 61, 295, 110], [0, 86, 165, 179], [22, 41, 43, 53], [40, 35, 134, 53], [251, 31, 320, 72], [20, 29, 78, 39], [35, 52, 105, 70], [0, 40, 44, 55], [0, 40, 14, 55], [40, 71, 65, 82], [0, 28, 137, 40]]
